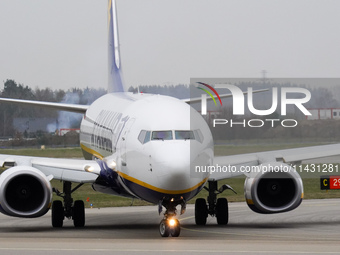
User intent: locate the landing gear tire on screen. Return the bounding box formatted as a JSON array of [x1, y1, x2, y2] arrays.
[[170, 219, 181, 237], [195, 198, 208, 225], [52, 200, 64, 228], [73, 200, 85, 228], [159, 219, 170, 237], [216, 198, 228, 225], [159, 219, 181, 237]]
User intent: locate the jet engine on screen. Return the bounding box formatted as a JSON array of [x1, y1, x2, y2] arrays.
[[0, 166, 52, 218], [244, 162, 303, 214]]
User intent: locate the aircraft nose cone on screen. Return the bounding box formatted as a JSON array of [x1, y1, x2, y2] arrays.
[[150, 142, 207, 191], [153, 141, 189, 166]]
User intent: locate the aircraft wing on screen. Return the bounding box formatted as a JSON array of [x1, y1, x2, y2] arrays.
[[210, 143, 340, 181], [0, 155, 99, 183], [0, 97, 89, 114]]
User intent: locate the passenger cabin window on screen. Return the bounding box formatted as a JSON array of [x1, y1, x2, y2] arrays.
[[175, 131, 194, 140], [152, 131, 173, 140]]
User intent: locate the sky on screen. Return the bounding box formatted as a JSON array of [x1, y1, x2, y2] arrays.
[[0, 0, 339, 91]]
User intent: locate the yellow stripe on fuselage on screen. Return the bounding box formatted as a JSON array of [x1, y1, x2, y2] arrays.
[[80, 143, 104, 160], [118, 171, 208, 195]]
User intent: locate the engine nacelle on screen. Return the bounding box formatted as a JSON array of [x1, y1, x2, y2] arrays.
[[244, 162, 303, 214], [0, 166, 52, 218]]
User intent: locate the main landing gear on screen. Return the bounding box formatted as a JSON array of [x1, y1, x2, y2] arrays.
[[195, 180, 236, 226], [158, 199, 185, 237], [52, 181, 85, 228]]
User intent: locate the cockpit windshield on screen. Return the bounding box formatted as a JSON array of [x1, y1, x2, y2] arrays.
[[138, 130, 204, 144], [152, 131, 173, 140], [175, 131, 194, 140]]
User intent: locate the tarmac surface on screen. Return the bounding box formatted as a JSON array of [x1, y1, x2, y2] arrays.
[[0, 199, 340, 255]]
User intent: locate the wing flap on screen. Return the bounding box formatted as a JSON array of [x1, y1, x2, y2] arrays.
[[279, 144, 340, 163]]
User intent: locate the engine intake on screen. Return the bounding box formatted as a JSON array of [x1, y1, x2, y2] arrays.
[[0, 166, 52, 218], [244, 162, 303, 214]]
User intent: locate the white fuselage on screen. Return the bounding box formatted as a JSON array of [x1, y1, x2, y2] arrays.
[[79, 92, 213, 204]]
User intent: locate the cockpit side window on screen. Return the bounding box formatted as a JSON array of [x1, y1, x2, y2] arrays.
[[152, 131, 173, 140], [175, 130, 195, 140], [194, 129, 204, 143], [144, 131, 151, 143], [138, 130, 147, 144], [138, 130, 151, 144]]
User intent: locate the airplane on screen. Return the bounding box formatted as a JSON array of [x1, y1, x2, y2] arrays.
[[0, 0, 340, 238]]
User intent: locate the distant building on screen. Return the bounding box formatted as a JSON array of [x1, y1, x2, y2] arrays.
[[13, 118, 81, 135], [307, 108, 340, 120], [58, 128, 80, 136]]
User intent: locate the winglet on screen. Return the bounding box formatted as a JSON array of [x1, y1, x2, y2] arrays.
[[108, 0, 125, 93]]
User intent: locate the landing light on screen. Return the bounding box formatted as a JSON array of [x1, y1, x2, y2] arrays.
[[84, 165, 94, 172], [169, 219, 176, 227], [84, 165, 100, 175], [105, 159, 117, 170]]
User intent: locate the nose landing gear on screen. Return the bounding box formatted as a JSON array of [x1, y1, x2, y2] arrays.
[[159, 218, 180, 237], [158, 198, 185, 237]]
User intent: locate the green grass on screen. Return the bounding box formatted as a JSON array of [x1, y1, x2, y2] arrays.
[[0, 144, 339, 208], [214, 142, 328, 156], [50, 180, 152, 208], [188, 175, 340, 204]]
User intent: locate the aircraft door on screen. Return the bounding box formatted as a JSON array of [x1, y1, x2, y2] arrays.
[[120, 118, 135, 171]]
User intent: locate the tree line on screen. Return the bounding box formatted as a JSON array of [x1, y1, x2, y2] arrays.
[[1, 79, 340, 144], [0, 79, 106, 138]]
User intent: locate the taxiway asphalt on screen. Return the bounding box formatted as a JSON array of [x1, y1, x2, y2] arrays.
[[0, 199, 339, 254]]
